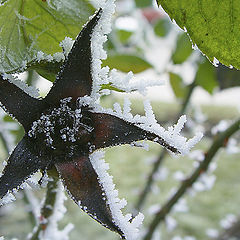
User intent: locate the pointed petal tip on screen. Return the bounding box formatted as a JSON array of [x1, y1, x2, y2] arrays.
[[55, 156, 124, 236]]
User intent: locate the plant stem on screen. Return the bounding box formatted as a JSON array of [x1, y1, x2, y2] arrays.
[[134, 81, 196, 211], [216, 217, 240, 240], [135, 149, 166, 212], [143, 118, 240, 240], [29, 170, 59, 240]]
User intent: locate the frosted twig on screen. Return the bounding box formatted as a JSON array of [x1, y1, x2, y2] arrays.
[[143, 118, 240, 240], [135, 81, 197, 211], [29, 169, 73, 240]]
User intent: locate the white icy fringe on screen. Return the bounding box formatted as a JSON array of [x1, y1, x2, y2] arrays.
[[2, 74, 40, 98], [90, 0, 162, 98], [87, 0, 202, 154], [90, 0, 115, 100], [37, 182, 74, 240], [89, 151, 144, 240], [0, 192, 16, 206], [79, 96, 203, 155], [36, 37, 74, 64]]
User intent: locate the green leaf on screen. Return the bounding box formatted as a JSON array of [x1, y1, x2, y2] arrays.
[[0, 0, 95, 73], [158, 0, 240, 69], [172, 33, 193, 64], [169, 72, 187, 99], [154, 18, 171, 37], [135, 0, 153, 8], [102, 54, 153, 73], [217, 64, 240, 90], [195, 58, 218, 94], [33, 60, 61, 82], [117, 30, 133, 44], [100, 83, 124, 93]]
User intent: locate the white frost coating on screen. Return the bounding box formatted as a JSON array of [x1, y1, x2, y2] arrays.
[[15, 10, 30, 21], [165, 216, 177, 232], [89, 151, 144, 240], [123, 98, 133, 120], [107, 70, 164, 95], [90, 0, 115, 100], [59, 37, 74, 56], [0, 192, 16, 206], [37, 182, 74, 240], [36, 50, 65, 63], [0, 110, 18, 151], [153, 167, 169, 181], [220, 214, 237, 229], [53, 52, 65, 62], [206, 228, 219, 238], [213, 57, 219, 67], [131, 141, 149, 151], [173, 171, 185, 181], [193, 174, 216, 192], [86, 95, 202, 154], [189, 150, 205, 162], [90, 0, 162, 97], [24, 189, 41, 222], [2, 74, 40, 98], [88, 0, 199, 155], [143, 100, 157, 126], [226, 138, 240, 154], [212, 120, 229, 135], [147, 204, 161, 215], [173, 198, 188, 213]]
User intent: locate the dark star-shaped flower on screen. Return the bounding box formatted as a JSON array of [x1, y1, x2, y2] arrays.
[[0, 9, 179, 238]]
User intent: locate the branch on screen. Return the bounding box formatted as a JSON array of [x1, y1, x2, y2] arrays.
[[215, 217, 240, 240], [29, 170, 59, 240], [143, 118, 240, 240], [134, 81, 196, 211]]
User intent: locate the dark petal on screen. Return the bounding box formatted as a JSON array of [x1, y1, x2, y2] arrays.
[[45, 9, 103, 106], [55, 155, 124, 238], [0, 137, 48, 198], [0, 76, 43, 130], [89, 112, 179, 153]]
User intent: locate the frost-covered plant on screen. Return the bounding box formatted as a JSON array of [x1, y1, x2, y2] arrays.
[[0, 2, 202, 240]]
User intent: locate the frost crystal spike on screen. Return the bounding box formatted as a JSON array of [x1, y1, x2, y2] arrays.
[[0, 7, 197, 240]]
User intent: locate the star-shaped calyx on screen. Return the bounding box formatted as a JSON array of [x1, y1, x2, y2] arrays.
[[0, 8, 197, 239]]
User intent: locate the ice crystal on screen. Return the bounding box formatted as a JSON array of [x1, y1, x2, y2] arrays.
[[90, 151, 144, 240]]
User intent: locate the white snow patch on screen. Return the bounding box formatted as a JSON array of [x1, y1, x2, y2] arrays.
[[89, 151, 144, 240]]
